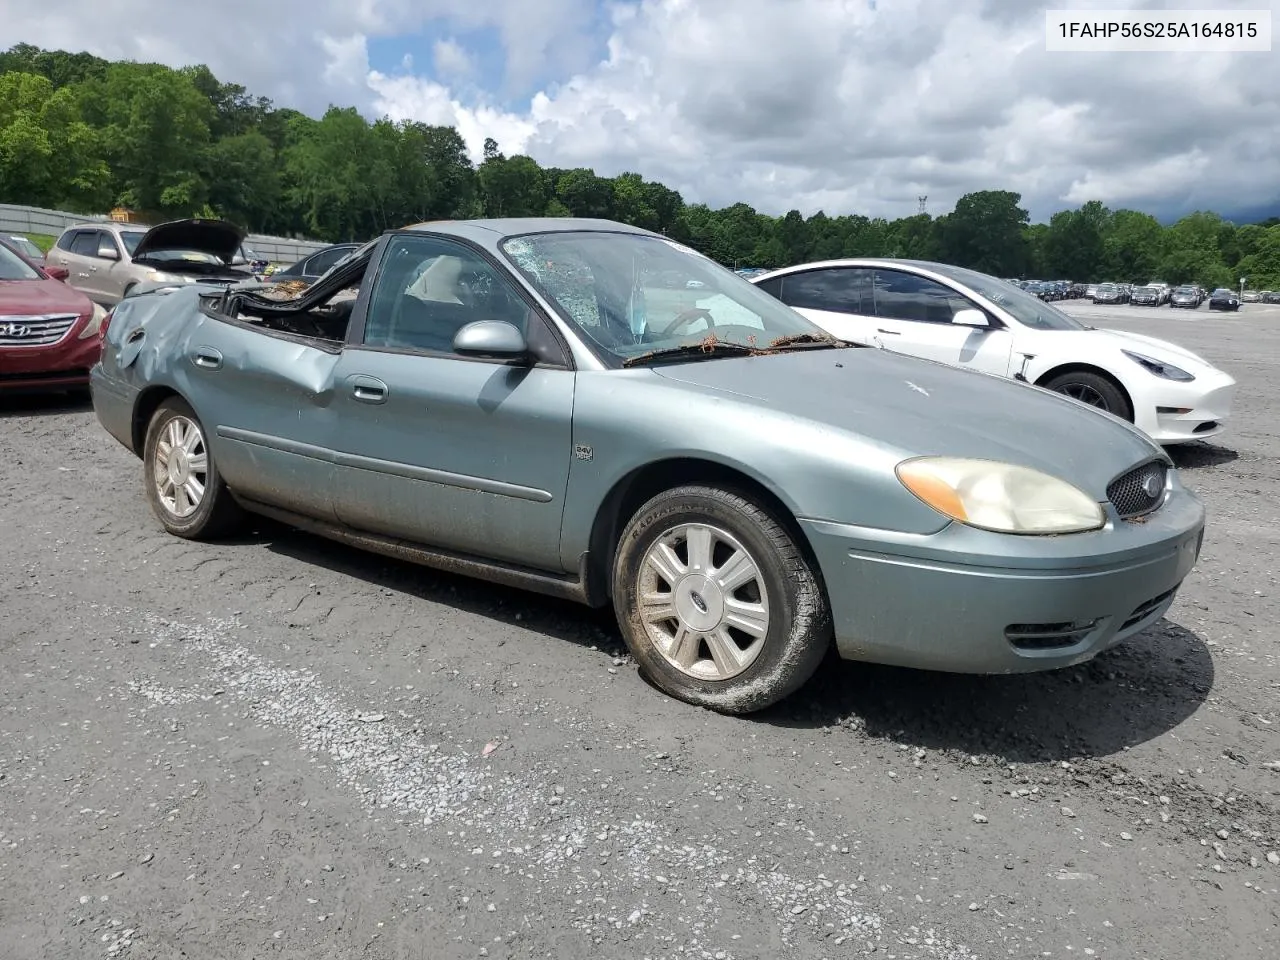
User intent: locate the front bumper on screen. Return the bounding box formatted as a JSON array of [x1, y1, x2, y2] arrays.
[[0, 320, 100, 390], [801, 486, 1205, 674], [1132, 368, 1236, 444]]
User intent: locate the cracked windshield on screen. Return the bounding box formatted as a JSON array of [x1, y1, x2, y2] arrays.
[[502, 231, 824, 362]]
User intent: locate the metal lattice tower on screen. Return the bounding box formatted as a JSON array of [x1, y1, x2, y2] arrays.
[[917, 195, 928, 215]]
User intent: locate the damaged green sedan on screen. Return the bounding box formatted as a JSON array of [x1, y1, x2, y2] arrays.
[[90, 218, 1206, 713]]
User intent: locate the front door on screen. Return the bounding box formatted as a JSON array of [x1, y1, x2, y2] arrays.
[[330, 233, 576, 572], [870, 269, 1014, 377]]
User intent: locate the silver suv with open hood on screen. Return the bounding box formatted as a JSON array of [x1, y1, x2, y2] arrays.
[[46, 218, 255, 307]]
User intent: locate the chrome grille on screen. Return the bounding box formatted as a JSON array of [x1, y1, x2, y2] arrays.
[[0, 314, 80, 347], [1107, 460, 1168, 518]]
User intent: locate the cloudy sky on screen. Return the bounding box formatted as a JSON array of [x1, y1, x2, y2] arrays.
[[4, 0, 1278, 222]]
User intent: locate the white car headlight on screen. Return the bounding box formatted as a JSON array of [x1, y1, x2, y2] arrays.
[[1121, 350, 1195, 382], [78, 302, 107, 339], [896, 457, 1105, 535], [145, 270, 195, 283]]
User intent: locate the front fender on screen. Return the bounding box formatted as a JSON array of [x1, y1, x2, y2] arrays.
[[557, 371, 952, 570]]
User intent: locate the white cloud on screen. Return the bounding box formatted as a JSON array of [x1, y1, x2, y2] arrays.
[[4, 0, 1279, 221], [320, 32, 370, 90], [432, 38, 473, 79], [368, 70, 535, 158]]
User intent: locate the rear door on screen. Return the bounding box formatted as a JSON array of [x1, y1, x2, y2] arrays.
[[177, 312, 342, 520], [66, 230, 109, 302], [767, 267, 882, 345]]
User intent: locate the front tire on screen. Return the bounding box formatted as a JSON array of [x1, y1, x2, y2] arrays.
[[612, 485, 832, 714], [143, 397, 244, 539], [1042, 370, 1133, 421]]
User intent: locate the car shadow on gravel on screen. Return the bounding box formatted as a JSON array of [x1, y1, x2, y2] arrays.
[[763, 618, 1213, 763], [1167, 442, 1238, 469], [255, 521, 627, 652], [0, 391, 91, 418], [250, 519, 1211, 764]]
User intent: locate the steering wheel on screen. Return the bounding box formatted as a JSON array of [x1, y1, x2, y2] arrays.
[[653, 307, 716, 338]]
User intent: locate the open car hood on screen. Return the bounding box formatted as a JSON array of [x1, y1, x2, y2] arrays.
[[132, 218, 247, 265]]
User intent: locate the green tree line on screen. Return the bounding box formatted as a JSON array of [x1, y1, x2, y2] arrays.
[[2, 43, 1278, 286]]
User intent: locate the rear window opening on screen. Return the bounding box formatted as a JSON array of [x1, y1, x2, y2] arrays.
[[205, 243, 375, 344]]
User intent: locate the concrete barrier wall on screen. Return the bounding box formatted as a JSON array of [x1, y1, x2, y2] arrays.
[[0, 203, 330, 263]]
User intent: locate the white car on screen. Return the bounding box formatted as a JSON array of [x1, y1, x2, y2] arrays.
[[751, 259, 1236, 445]]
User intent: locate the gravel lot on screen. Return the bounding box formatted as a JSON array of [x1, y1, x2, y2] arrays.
[[1, 301, 1277, 959]]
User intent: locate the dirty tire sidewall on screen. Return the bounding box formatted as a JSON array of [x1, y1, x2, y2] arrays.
[[612, 485, 832, 714], [143, 397, 243, 540]]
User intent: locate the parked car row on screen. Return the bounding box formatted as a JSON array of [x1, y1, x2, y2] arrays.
[[1011, 279, 1086, 301], [83, 217, 1212, 714], [1088, 281, 1223, 309]]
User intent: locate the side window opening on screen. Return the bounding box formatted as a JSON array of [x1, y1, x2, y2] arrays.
[[363, 236, 532, 357], [872, 270, 972, 324], [779, 268, 874, 315], [207, 242, 380, 346], [71, 230, 102, 257]]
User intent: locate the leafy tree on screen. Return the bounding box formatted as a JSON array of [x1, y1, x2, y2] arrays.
[[478, 154, 547, 217], [1103, 210, 1163, 282], [556, 168, 614, 219], [935, 190, 1030, 276], [1234, 225, 1280, 289], [202, 130, 279, 228], [1042, 202, 1108, 281], [612, 172, 659, 232]]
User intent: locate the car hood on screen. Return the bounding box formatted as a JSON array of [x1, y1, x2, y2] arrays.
[[1091, 328, 1211, 366], [0, 277, 92, 316], [132, 218, 246, 265], [651, 348, 1162, 496]]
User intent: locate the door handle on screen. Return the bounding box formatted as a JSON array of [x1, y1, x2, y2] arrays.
[[876, 328, 900, 335], [351, 376, 388, 403], [192, 347, 223, 369]]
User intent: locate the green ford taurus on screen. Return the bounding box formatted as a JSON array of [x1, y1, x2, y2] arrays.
[[90, 218, 1205, 713]]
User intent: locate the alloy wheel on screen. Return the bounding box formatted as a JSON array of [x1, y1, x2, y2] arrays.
[[636, 522, 771, 681], [153, 415, 209, 518]]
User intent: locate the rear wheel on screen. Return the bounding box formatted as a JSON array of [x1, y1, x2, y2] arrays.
[[1042, 370, 1133, 422], [143, 397, 244, 539], [612, 485, 832, 714]]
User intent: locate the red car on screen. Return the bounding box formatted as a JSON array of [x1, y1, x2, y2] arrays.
[[0, 236, 104, 392]]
